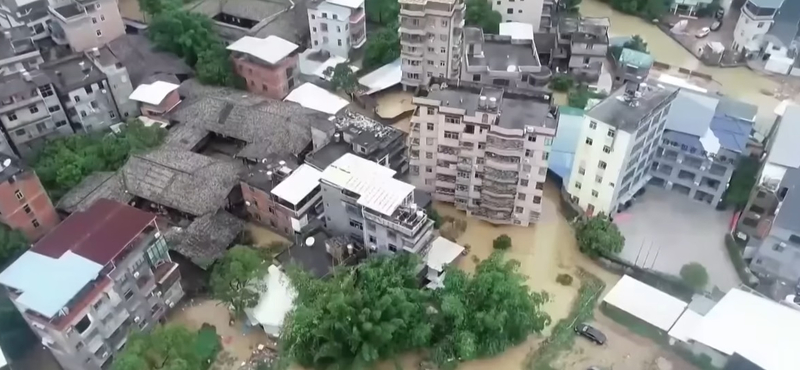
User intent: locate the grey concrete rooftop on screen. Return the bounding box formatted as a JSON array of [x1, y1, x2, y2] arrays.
[[587, 83, 677, 133]]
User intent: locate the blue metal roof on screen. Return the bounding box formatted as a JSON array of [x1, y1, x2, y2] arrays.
[[709, 116, 752, 154]]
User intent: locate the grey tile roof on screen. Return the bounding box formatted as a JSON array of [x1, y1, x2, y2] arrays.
[[768, 104, 800, 168], [55, 172, 133, 214], [163, 124, 209, 151], [106, 35, 192, 86], [120, 148, 243, 216], [170, 79, 329, 161], [773, 167, 800, 233], [165, 210, 244, 269]]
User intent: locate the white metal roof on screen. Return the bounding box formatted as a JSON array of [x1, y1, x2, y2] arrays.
[[358, 58, 401, 95], [688, 288, 800, 370], [499, 22, 534, 41], [247, 265, 296, 334], [320, 153, 413, 216], [601, 275, 688, 331], [284, 82, 349, 115], [0, 251, 102, 318], [767, 104, 800, 168], [774, 99, 794, 116], [426, 237, 464, 272], [325, 0, 363, 8], [128, 80, 179, 105], [227, 36, 299, 65], [668, 309, 703, 342], [270, 164, 323, 205]]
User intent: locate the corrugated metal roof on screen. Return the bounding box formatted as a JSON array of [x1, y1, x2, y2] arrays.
[[320, 153, 413, 216], [602, 275, 688, 331], [271, 164, 323, 205], [768, 104, 800, 168], [664, 90, 718, 137]]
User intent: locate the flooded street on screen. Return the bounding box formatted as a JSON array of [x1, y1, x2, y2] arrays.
[[580, 0, 785, 137]]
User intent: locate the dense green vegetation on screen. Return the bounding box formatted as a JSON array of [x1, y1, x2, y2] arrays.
[[723, 156, 759, 210], [465, 0, 502, 34], [32, 121, 166, 200], [210, 245, 269, 316], [680, 262, 709, 291], [599, 0, 670, 20], [113, 324, 222, 370], [573, 214, 625, 258]]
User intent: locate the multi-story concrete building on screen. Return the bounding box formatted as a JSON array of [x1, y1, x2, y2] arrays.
[[48, 0, 125, 52], [649, 88, 755, 207], [399, 0, 465, 89], [128, 80, 181, 118], [491, 0, 552, 31], [42, 54, 121, 132], [320, 153, 436, 255], [566, 82, 677, 216], [86, 47, 137, 120], [0, 199, 184, 370], [609, 48, 653, 89], [307, 0, 366, 58], [227, 36, 300, 100], [553, 16, 609, 84], [241, 161, 324, 241], [408, 79, 557, 226], [0, 70, 71, 157], [461, 27, 553, 89], [732, 0, 783, 53], [0, 0, 51, 41], [0, 27, 44, 76], [0, 152, 58, 240]]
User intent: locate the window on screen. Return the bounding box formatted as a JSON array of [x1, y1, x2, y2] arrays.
[[124, 289, 134, 301], [472, 74, 481, 82], [96, 29, 102, 36], [427, 123, 435, 131], [515, 206, 523, 213], [757, 22, 765, 28], [100, 15, 105, 21], [80, 111, 88, 117], [598, 161, 607, 170], [575, 182, 582, 189], [427, 107, 435, 115], [323, 36, 329, 44], [338, 39, 342, 46], [31, 219, 39, 228], [369, 235, 377, 243], [578, 167, 585, 175], [7, 114, 17, 121], [440, 47, 446, 53], [321, 23, 328, 32], [585, 137, 593, 145], [14, 128, 24, 136], [23, 204, 31, 214], [74, 95, 80, 103], [517, 193, 526, 200], [92, 17, 97, 24], [90, 101, 99, 109], [388, 244, 397, 252], [478, 142, 485, 149], [589, 121, 597, 129], [520, 179, 528, 186], [48, 105, 60, 112], [75, 315, 92, 334], [439, 61, 446, 67], [507, 8, 513, 14], [426, 152, 433, 159], [36, 122, 46, 133], [603, 145, 611, 154], [428, 60, 435, 66], [444, 131, 459, 139], [464, 124, 475, 134], [55, 120, 67, 127], [536, 182, 544, 190], [591, 190, 598, 197], [533, 196, 541, 204], [607, 129, 615, 138], [426, 166, 433, 173], [322, 12, 327, 18], [476, 157, 484, 164], [595, 175, 602, 183], [442, 20, 448, 27], [29, 106, 39, 114], [39, 85, 53, 97], [349, 219, 363, 230], [14, 191, 23, 200]]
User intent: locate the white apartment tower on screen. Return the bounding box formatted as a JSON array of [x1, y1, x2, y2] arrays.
[[732, 0, 783, 53], [409, 80, 557, 226], [399, 0, 465, 89], [307, 0, 367, 58], [566, 82, 678, 216], [491, 0, 553, 31]]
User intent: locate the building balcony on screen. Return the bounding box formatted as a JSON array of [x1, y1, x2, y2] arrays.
[[363, 206, 429, 238], [485, 156, 519, 171], [484, 168, 518, 183], [101, 309, 129, 336], [350, 8, 365, 23], [482, 184, 516, 197], [85, 331, 105, 353]]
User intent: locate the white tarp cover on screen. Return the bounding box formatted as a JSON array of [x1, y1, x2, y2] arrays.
[[602, 275, 688, 331], [246, 265, 296, 336], [358, 58, 402, 95], [284, 83, 349, 115]]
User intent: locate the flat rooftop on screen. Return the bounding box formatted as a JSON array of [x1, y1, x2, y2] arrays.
[[422, 81, 556, 130], [468, 40, 539, 71], [586, 82, 676, 133]]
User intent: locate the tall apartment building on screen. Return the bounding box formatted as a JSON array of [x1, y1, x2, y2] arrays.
[[307, 0, 366, 58], [399, 0, 465, 89], [0, 70, 71, 157], [0, 0, 51, 41], [320, 153, 436, 255], [408, 80, 557, 226], [227, 36, 300, 100], [460, 27, 552, 89], [732, 0, 783, 53], [491, 0, 552, 31], [42, 54, 121, 132], [0, 152, 59, 240], [0, 199, 184, 370], [0, 27, 44, 76], [86, 47, 138, 120], [48, 0, 125, 52], [566, 82, 677, 216]]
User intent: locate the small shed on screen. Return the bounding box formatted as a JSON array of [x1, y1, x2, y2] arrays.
[[602, 275, 688, 331]]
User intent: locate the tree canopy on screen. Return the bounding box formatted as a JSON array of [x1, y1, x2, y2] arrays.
[[364, 27, 401, 71], [0, 224, 28, 268], [210, 245, 269, 316], [32, 121, 166, 200], [330, 63, 360, 98], [624, 35, 649, 53], [567, 84, 605, 110], [365, 0, 399, 24], [680, 262, 709, 291], [606, 0, 669, 20], [724, 156, 759, 210], [560, 0, 582, 13], [492, 234, 512, 250], [282, 252, 550, 369], [144, 0, 236, 86], [429, 253, 550, 368], [112, 324, 221, 370], [573, 214, 625, 258], [465, 0, 502, 34]]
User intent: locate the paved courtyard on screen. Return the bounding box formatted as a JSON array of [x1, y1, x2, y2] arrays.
[[614, 187, 740, 291]]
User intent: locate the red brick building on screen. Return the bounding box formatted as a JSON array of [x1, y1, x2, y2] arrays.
[[227, 36, 300, 100], [0, 153, 59, 240]]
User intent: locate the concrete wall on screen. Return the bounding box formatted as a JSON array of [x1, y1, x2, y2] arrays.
[[650, 145, 736, 206], [492, 0, 543, 30], [234, 54, 299, 100], [320, 180, 365, 241], [749, 226, 800, 282], [308, 2, 357, 58], [0, 170, 59, 240], [56, 0, 125, 52]]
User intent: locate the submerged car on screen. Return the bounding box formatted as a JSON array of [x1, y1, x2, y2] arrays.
[[696, 27, 711, 38], [574, 323, 607, 345]]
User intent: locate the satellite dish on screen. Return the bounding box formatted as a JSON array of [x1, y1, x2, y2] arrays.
[[2, 159, 10, 168], [305, 237, 315, 247]]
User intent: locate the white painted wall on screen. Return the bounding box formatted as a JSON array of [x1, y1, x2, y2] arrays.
[[732, 11, 773, 52], [491, 0, 543, 31], [308, 2, 358, 58]]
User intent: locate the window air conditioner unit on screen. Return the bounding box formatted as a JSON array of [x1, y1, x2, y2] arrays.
[[102, 351, 109, 358], [156, 291, 162, 297], [168, 301, 175, 308], [133, 271, 140, 279], [133, 316, 140, 323], [154, 231, 161, 238]]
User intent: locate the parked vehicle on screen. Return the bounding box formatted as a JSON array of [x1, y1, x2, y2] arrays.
[[710, 20, 722, 31], [696, 27, 711, 38], [574, 323, 607, 345]]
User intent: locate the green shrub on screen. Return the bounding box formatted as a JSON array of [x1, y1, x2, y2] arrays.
[[555, 274, 573, 286], [680, 262, 709, 291], [724, 233, 755, 286], [493, 234, 512, 250], [549, 75, 574, 92]]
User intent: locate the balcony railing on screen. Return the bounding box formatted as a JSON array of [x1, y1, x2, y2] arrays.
[[350, 8, 365, 23], [363, 206, 428, 237], [484, 167, 518, 183]]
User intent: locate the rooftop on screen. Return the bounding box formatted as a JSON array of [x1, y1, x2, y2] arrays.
[[52, 3, 85, 18], [499, 22, 534, 41], [121, 148, 242, 217], [321, 153, 413, 216], [41, 54, 106, 92], [426, 236, 464, 272], [270, 164, 323, 205], [0, 71, 51, 103], [601, 275, 688, 331], [772, 167, 800, 233], [129, 81, 180, 106], [766, 104, 800, 168], [164, 210, 244, 269], [284, 82, 349, 115], [0, 200, 155, 318], [55, 172, 132, 214], [275, 231, 352, 278], [421, 80, 556, 130], [618, 48, 654, 69], [587, 82, 677, 133], [688, 288, 800, 370], [0, 26, 37, 61], [227, 35, 299, 65], [467, 34, 540, 72], [324, 0, 363, 8], [0, 152, 25, 184], [305, 140, 352, 171], [357, 58, 402, 95], [106, 35, 192, 86]]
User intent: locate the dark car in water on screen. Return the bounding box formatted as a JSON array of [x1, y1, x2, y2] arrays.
[[574, 323, 607, 345]]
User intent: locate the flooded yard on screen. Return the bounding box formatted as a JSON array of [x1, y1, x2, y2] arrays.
[[375, 90, 415, 120], [246, 223, 290, 248]]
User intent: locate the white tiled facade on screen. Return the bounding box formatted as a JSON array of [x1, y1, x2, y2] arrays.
[[399, 0, 465, 89], [491, 0, 548, 31], [307, 0, 366, 58], [408, 92, 555, 226]]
